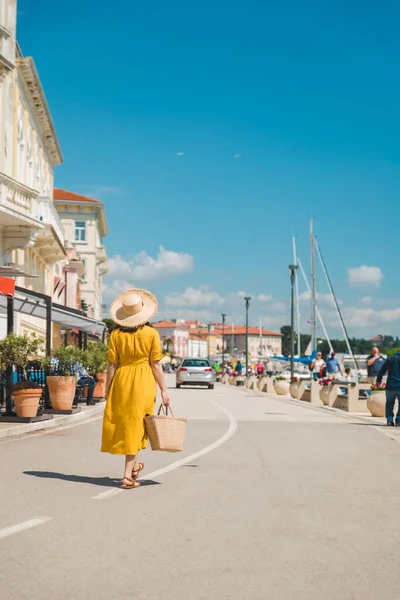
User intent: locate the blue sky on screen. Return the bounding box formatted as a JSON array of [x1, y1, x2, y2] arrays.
[[18, 0, 400, 337]]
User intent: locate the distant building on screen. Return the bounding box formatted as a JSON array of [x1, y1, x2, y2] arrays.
[[214, 325, 282, 357], [152, 321, 189, 358], [54, 189, 108, 320], [187, 333, 208, 358], [368, 335, 384, 344]]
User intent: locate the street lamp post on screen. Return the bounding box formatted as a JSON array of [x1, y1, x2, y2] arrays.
[[289, 264, 298, 380], [221, 313, 226, 367], [244, 296, 251, 375]]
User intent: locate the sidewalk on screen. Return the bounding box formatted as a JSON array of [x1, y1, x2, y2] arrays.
[[0, 403, 104, 441]]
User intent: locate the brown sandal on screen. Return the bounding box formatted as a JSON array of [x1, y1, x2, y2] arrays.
[[132, 462, 144, 480], [121, 477, 140, 489]]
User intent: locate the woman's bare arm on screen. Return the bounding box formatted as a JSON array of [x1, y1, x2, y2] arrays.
[[105, 362, 117, 397], [151, 361, 170, 405]]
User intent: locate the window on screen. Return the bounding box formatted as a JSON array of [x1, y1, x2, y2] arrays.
[[182, 359, 210, 368], [75, 221, 86, 242]]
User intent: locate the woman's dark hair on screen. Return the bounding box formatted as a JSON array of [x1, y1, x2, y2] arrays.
[[116, 322, 153, 333]]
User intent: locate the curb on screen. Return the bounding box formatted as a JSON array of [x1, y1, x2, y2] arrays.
[[218, 381, 386, 426], [0, 403, 105, 441]]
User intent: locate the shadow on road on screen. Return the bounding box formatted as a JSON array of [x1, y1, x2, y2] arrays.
[[23, 471, 161, 488]]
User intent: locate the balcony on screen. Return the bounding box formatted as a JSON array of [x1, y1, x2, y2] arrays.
[[96, 245, 109, 275], [32, 197, 66, 264]]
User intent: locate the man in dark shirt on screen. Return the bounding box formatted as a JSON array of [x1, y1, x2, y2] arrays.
[[376, 352, 400, 426], [366, 346, 385, 383]]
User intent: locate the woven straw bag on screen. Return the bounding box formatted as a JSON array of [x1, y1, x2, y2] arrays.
[[145, 404, 187, 452]]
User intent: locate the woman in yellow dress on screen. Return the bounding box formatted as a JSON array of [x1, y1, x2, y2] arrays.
[[101, 288, 170, 489]]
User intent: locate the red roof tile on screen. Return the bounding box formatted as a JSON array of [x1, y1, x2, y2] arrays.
[[214, 326, 282, 336], [53, 188, 101, 203], [153, 321, 188, 330]]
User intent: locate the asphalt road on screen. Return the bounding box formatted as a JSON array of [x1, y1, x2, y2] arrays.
[[1, 375, 400, 600]]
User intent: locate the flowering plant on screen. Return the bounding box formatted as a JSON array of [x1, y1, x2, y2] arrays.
[[370, 382, 386, 392], [319, 378, 331, 387], [290, 377, 298, 383]]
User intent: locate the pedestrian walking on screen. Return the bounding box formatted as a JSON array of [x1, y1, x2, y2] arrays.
[[256, 361, 264, 377], [266, 358, 274, 375], [235, 360, 243, 374], [310, 351, 325, 379], [366, 346, 385, 383], [101, 289, 170, 489], [376, 352, 400, 426], [326, 352, 342, 379]]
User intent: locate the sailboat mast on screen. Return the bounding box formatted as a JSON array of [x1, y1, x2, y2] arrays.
[[292, 236, 301, 356], [310, 219, 317, 353], [314, 238, 358, 370]]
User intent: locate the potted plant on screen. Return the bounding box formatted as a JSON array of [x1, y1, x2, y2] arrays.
[[290, 376, 299, 398], [274, 375, 290, 395], [82, 343, 108, 398], [319, 377, 331, 405], [0, 333, 45, 418], [46, 345, 82, 411], [367, 382, 386, 417]]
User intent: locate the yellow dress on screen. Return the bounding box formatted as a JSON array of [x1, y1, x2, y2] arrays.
[[101, 326, 164, 455]]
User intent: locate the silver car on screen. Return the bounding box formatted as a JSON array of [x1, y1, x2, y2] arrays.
[[176, 358, 215, 389]]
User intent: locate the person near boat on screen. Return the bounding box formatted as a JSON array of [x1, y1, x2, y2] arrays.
[[310, 352, 325, 379], [376, 352, 400, 427], [366, 347, 385, 384], [256, 362, 264, 377], [101, 288, 170, 489], [326, 352, 342, 379]]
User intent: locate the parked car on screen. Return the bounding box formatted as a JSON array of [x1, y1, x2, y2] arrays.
[[176, 358, 215, 389]]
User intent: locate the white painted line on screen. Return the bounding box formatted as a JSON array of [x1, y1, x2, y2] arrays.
[[92, 398, 237, 500], [0, 517, 52, 540]]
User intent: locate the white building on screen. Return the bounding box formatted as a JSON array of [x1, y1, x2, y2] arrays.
[[187, 333, 208, 358], [0, 4, 65, 337], [152, 321, 189, 358], [53, 189, 108, 321]]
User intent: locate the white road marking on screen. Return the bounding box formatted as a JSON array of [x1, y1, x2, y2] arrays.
[[0, 517, 52, 540], [92, 398, 237, 500]]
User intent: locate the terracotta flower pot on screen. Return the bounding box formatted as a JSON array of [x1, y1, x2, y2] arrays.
[[367, 390, 386, 417], [320, 386, 330, 405], [274, 380, 290, 395], [12, 388, 43, 418], [47, 376, 77, 411], [94, 372, 107, 398]]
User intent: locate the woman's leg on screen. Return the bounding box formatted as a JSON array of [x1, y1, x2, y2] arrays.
[[124, 454, 136, 480]]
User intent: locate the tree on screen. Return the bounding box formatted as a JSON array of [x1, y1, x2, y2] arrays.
[[280, 325, 292, 356], [103, 318, 116, 333], [163, 338, 173, 353]]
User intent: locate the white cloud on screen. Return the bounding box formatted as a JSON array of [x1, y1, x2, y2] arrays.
[[233, 153, 243, 159], [165, 286, 224, 308], [258, 294, 273, 302], [360, 296, 373, 305], [348, 265, 383, 288], [326, 305, 400, 331], [299, 291, 339, 306], [176, 152, 184, 156], [104, 247, 194, 297]]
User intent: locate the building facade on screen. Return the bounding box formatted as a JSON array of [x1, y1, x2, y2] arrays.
[[53, 189, 108, 321], [0, 3, 65, 337], [187, 333, 208, 358], [152, 321, 189, 359], [215, 326, 282, 358]]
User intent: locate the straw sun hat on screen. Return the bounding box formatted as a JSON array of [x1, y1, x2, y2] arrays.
[[110, 288, 158, 328]]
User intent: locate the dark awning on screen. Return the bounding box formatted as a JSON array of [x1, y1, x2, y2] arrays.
[[0, 290, 105, 336]]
